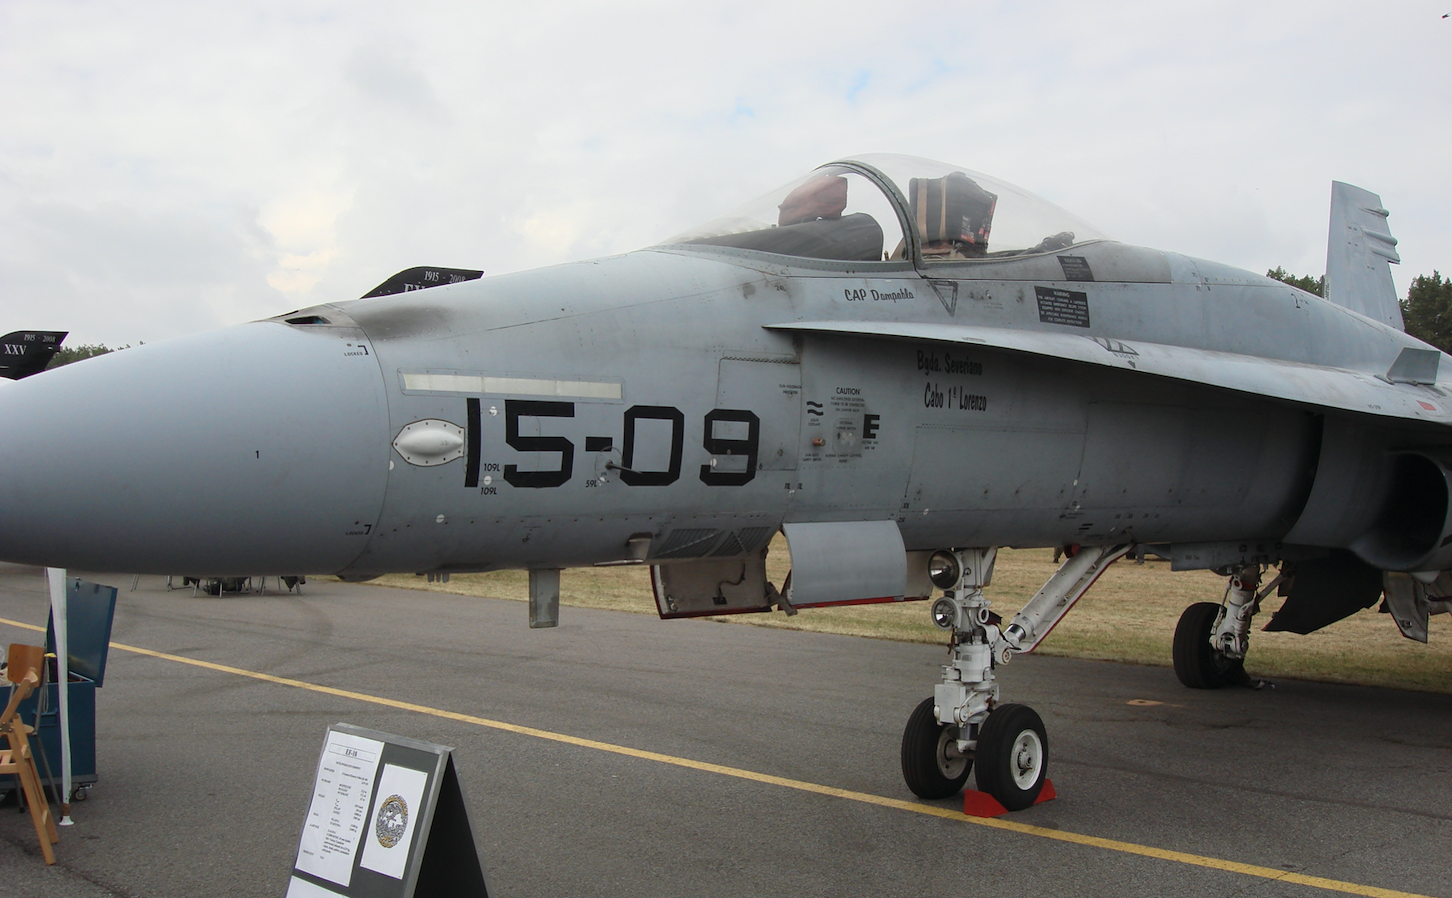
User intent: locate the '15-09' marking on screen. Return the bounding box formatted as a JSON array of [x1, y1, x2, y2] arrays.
[[465, 398, 761, 490]]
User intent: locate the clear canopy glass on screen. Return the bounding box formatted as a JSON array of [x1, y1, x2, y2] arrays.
[[658, 154, 1108, 264], [661, 164, 904, 263]]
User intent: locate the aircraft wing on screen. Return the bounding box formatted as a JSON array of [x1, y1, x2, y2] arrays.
[[766, 320, 1452, 426]]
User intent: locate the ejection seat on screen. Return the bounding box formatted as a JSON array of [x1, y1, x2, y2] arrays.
[[909, 171, 998, 260]]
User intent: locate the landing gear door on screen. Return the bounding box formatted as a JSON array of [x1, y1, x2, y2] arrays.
[[652, 549, 776, 619], [782, 520, 906, 608]]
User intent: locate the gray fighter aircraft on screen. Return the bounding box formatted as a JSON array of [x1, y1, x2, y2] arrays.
[[0, 155, 1443, 811]]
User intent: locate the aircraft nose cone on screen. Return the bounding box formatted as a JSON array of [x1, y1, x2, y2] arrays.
[[0, 321, 390, 574]]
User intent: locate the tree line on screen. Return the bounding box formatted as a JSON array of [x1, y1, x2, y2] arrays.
[[51, 344, 122, 367]]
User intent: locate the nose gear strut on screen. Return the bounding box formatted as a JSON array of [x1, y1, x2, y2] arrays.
[[901, 545, 1129, 809]]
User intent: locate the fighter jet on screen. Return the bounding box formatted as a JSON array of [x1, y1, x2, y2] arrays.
[[0, 155, 1443, 811]]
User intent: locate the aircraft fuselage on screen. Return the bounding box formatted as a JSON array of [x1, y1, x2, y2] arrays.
[[4, 239, 1440, 577]]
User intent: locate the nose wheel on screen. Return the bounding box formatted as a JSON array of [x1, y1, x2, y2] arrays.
[[973, 703, 1048, 810], [901, 699, 1049, 809], [901, 696, 972, 799]]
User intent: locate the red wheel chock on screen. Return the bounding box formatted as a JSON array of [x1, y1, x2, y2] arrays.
[[963, 779, 1056, 817]]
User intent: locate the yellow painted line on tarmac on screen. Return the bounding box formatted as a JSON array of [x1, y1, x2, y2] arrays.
[[0, 615, 1437, 898]]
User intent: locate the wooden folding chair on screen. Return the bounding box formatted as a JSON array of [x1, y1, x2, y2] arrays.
[[1, 643, 59, 864]]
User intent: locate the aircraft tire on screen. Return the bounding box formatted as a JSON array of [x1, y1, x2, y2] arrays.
[[1173, 601, 1245, 688], [974, 703, 1048, 811], [900, 696, 972, 799]]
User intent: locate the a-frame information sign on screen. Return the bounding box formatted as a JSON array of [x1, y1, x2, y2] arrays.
[[285, 724, 487, 898]]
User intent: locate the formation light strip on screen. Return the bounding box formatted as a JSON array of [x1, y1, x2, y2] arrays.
[[402, 372, 622, 400]]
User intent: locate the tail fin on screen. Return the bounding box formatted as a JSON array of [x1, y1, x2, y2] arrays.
[[1325, 181, 1402, 330], [0, 331, 67, 380]]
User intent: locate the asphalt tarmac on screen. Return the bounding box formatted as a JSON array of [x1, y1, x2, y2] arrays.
[[0, 563, 1448, 898]]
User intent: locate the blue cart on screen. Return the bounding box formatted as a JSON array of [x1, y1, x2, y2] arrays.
[[2, 578, 117, 801]]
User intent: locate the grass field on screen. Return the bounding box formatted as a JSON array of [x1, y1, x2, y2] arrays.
[[358, 539, 1452, 694]]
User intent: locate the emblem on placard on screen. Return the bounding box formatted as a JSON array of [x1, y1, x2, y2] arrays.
[[375, 794, 408, 848]]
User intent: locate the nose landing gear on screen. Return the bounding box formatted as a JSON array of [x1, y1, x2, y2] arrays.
[[900, 545, 1128, 810]]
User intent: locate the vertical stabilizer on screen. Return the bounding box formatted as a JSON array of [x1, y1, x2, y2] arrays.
[[0, 331, 67, 380], [1325, 181, 1402, 330]]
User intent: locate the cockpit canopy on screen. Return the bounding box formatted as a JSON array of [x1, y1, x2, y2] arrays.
[[658, 153, 1108, 265]]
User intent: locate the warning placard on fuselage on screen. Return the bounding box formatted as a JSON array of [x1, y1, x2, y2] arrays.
[[1034, 286, 1091, 328]]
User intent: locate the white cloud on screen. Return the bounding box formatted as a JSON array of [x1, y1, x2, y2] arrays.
[[0, 178, 285, 339]]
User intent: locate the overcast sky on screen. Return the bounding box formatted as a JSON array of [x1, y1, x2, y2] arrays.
[[3, 0, 1449, 347]]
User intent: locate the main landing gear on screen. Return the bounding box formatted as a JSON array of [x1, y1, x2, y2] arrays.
[[1173, 564, 1283, 688], [901, 545, 1128, 809]]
